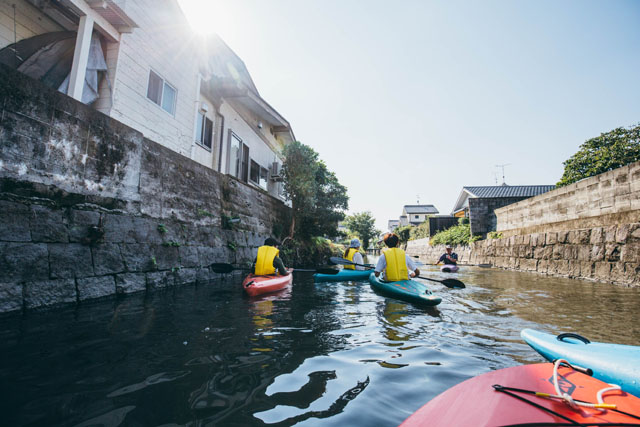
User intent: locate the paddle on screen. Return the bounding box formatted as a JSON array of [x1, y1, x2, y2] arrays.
[[411, 255, 491, 268], [329, 257, 465, 289], [209, 262, 339, 275]]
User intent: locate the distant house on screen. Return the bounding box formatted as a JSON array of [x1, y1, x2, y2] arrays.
[[399, 204, 439, 227], [388, 219, 399, 231], [0, 0, 293, 200], [451, 185, 555, 236]]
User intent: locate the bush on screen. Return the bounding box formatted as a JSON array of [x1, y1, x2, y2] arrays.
[[488, 231, 503, 239], [430, 223, 475, 246], [279, 237, 342, 268], [410, 221, 430, 240]]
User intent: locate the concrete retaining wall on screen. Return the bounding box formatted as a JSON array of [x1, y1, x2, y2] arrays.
[[0, 66, 290, 314]]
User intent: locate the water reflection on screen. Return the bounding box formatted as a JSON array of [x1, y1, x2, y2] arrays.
[[0, 268, 639, 426]]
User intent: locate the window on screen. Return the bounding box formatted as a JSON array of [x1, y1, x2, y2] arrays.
[[250, 159, 260, 184], [195, 112, 213, 150], [415, 215, 420, 219], [215, 113, 224, 171], [228, 132, 249, 182], [146, 70, 176, 115], [259, 166, 268, 190]]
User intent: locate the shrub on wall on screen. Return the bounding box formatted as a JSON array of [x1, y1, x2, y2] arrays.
[[430, 222, 480, 246]]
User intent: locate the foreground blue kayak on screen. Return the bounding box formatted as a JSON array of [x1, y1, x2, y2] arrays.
[[368, 273, 441, 306], [314, 269, 372, 282], [521, 328, 640, 397]]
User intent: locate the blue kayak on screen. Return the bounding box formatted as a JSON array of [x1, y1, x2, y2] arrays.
[[521, 328, 640, 397], [368, 273, 441, 306], [314, 269, 372, 282]]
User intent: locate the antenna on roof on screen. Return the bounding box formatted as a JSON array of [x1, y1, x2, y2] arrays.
[[495, 164, 511, 185], [417, 194, 420, 204]]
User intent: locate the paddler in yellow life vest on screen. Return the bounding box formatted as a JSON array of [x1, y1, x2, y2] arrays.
[[343, 238, 365, 270], [374, 233, 420, 281], [253, 237, 288, 275]]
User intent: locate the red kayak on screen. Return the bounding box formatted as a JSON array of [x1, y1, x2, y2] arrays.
[[400, 362, 640, 426], [242, 269, 293, 297]]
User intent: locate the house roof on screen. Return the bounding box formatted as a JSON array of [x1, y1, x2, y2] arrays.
[[463, 185, 555, 198], [403, 205, 439, 214], [451, 185, 555, 214]]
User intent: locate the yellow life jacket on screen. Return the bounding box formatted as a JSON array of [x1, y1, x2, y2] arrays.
[[383, 248, 408, 281], [255, 246, 279, 275], [344, 248, 358, 270]]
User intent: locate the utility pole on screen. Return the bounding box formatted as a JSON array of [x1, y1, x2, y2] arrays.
[[495, 164, 510, 185]]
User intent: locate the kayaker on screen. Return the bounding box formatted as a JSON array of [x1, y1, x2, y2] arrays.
[[438, 245, 458, 266], [253, 238, 288, 275], [344, 238, 365, 270], [374, 233, 420, 281]]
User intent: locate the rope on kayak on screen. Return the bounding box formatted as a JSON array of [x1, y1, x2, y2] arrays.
[[548, 359, 617, 411], [493, 360, 640, 427]]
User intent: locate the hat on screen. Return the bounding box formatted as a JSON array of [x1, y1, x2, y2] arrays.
[[445, 245, 452, 249], [350, 238, 361, 248]]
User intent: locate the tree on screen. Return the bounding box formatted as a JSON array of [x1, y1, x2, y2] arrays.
[[282, 141, 349, 240], [557, 124, 640, 187], [344, 211, 380, 250]]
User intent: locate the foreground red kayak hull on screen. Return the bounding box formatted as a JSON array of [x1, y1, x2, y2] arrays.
[[400, 363, 640, 427], [242, 269, 293, 297]]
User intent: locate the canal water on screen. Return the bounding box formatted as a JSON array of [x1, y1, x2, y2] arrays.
[[2, 266, 640, 426]]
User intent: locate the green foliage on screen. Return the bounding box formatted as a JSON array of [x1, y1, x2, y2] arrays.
[[557, 124, 640, 187], [409, 221, 430, 241], [150, 256, 157, 269], [343, 211, 380, 249], [394, 225, 412, 245], [282, 141, 349, 239], [157, 224, 167, 234], [221, 214, 238, 230], [458, 217, 470, 225], [162, 241, 181, 247], [488, 231, 503, 239], [227, 241, 237, 252], [279, 237, 342, 268], [197, 209, 215, 218], [430, 223, 477, 246]]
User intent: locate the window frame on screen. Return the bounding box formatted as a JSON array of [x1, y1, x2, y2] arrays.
[[146, 69, 177, 116], [195, 111, 213, 151], [249, 159, 260, 184]]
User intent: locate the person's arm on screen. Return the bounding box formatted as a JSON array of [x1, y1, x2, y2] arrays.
[[437, 254, 445, 265], [406, 255, 420, 278], [374, 256, 386, 277], [273, 256, 287, 275], [353, 252, 364, 270]]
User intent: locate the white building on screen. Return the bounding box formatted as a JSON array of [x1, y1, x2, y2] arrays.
[[398, 204, 438, 226], [0, 0, 293, 200]]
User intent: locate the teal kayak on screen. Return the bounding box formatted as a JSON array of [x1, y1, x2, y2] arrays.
[[368, 273, 441, 306], [314, 269, 372, 282], [521, 328, 640, 397]]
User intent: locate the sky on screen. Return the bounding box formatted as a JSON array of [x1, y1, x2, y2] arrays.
[[178, 0, 640, 231]]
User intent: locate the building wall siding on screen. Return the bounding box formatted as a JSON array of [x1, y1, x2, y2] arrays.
[[0, 0, 64, 49]]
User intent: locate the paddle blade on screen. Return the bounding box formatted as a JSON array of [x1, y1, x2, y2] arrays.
[[441, 278, 465, 289], [316, 267, 340, 275], [329, 257, 353, 265], [209, 263, 235, 274]]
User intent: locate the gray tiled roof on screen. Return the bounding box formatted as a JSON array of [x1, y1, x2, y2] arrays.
[[403, 205, 439, 214], [464, 185, 555, 198]]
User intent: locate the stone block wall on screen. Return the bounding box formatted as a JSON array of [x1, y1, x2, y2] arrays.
[[496, 161, 640, 234], [0, 66, 290, 314], [466, 223, 640, 286]]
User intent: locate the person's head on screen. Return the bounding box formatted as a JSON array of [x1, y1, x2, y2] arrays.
[[445, 245, 452, 253], [264, 237, 281, 248], [349, 238, 361, 249], [383, 233, 400, 248]]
